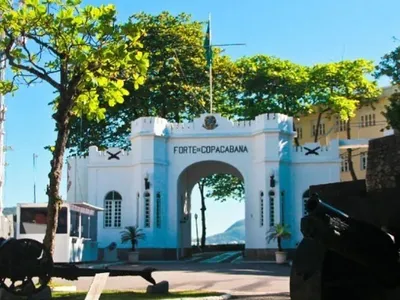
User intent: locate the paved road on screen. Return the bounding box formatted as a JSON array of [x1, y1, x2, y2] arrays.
[[53, 260, 291, 297], [232, 293, 290, 300]]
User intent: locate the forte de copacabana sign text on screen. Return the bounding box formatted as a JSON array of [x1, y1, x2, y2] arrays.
[[173, 145, 249, 154]]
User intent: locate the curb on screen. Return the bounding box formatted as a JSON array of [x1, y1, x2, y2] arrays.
[[51, 289, 231, 300], [83, 261, 126, 268], [166, 294, 232, 300]]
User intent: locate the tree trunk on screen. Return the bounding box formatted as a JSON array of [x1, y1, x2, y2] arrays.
[[346, 119, 358, 181], [43, 99, 72, 256], [314, 112, 323, 142], [198, 181, 207, 249], [292, 122, 300, 147]]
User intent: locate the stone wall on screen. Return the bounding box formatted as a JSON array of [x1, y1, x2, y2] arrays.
[[307, 134, 400, 235], [366, 134, 400, 192], [310, 178, 400, 231]]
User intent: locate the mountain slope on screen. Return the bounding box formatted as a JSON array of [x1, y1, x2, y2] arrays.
[[3, 207, 16, 216], [193, 219, 245, 245]]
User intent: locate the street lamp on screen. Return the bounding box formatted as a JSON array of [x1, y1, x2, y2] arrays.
[[194, 213, 199, 247]]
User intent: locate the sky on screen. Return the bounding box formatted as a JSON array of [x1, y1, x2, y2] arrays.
[[3, 0, 400, 237]]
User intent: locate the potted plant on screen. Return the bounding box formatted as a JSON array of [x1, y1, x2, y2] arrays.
[[120, 226, 146, 263], [266, 223, 291, 264]]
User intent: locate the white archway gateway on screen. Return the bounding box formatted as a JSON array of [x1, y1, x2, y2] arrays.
[[67, 113, 341, 260], [177, 160, 245, 259]]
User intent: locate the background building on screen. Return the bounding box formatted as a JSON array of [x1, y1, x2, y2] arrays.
[[295, 85, 396, 182]]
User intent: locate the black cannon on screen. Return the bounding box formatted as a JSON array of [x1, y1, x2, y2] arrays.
[[0, 238, 157, 297], [290, 194, 400, 300]]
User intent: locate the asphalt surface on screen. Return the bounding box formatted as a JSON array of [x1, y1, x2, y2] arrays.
[[232, 293, 290, 299], [54, 262, 290, 298], [53, 252, 291, 298]]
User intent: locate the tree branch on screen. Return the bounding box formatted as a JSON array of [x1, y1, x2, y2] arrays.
[[3, 33, 61, 91], [24, 33, 64, 58], [21, 39, 52, 77]]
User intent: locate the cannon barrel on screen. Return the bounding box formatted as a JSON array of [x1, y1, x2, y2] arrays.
[[291, 194, 400, 300], [302, 194, 400, 285], [305, 193, 349, 217]]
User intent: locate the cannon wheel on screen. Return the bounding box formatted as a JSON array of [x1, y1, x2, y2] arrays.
[[291, 238, 394, 300], [0, 238, 53, 296], [290, 238, 326, 300]]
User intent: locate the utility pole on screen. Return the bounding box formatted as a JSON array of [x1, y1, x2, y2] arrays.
[[195, 213, 200, 247], [204, 13, 245, 114], [33, 153, 38, 203], [0, 0, 25, 213], [0, 4, 8, 215]]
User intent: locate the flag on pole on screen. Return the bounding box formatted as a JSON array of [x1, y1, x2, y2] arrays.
[[203, 19, 212, 67]]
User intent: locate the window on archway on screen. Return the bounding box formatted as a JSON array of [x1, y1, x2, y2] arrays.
[[280, 191, 285, 225], [104, 191, 122, 228], [269, 190, 275, 227], [303, 190, 310, 216], [260, 191, 264, 227], [156, 192, 161, 228], [144, 191, 151, 228]]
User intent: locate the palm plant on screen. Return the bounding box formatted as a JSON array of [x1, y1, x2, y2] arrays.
[[266, 223, 291, 252], [120, 226, 146, 251]]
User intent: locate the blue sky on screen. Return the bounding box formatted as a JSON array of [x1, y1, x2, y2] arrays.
[[3, 0, 400, 236]]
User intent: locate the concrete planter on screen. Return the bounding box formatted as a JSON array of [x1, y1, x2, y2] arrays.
[[275, 251, 287, 264], [128, 251, 139, 263]]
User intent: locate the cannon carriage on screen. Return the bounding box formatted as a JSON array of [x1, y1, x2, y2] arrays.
[[0, 237, 157, 297], [0, 202, 158, 298], [290, 194, 400, 300]]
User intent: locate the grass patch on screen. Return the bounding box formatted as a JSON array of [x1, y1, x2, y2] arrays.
[[53, 290, 223, 299], [48, 281, 74, 288]]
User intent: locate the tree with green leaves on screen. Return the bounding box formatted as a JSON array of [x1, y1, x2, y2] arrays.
[[0, 0, 149, 255], [381, 92, 400, 133], [235, 55, 311, 146], [235, 55, 311, 117], [67, 12, 241, 155], [308, 63, 358, 142], [375, 46, 400, 133], [309, 60, 380, 142], [205, 174, 244, 202], [309, 60, 380, 180]]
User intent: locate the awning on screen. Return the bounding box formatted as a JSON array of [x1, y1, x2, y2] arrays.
[[70, 202, 104, 216], [338, 139, 370, 149]]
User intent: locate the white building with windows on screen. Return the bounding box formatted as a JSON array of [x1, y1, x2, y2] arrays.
[[67, 113, 341, 260]]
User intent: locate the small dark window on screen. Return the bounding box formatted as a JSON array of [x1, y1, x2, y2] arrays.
[[20, 207, 67, 234]]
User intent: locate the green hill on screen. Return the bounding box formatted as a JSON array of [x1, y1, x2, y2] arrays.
[[200, 219, 245, 245], [3, 207, 16, 216]]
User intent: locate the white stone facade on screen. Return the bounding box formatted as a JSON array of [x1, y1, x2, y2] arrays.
[[67, 113, 341, 260]]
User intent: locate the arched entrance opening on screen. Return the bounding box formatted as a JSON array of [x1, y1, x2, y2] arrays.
[[176, 160, 245, 260]]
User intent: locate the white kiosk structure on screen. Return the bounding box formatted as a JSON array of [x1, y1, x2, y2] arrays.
[[16, 202, 103, 263]]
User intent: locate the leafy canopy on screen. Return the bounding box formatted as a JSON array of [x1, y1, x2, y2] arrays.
[[204, 174, 244, 202], [309, 60, 381, 121], [235, 55, 311, 119], [376, 46, 400, 131], [0, 0, 149, 121], [67, 12, 240, 155]]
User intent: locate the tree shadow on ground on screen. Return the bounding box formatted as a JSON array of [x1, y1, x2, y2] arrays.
[[231, 292, 290, 299], [114, 263, 291, 278]]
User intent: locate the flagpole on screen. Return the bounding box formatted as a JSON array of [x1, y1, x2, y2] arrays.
[[208, 13, 213, 114]]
